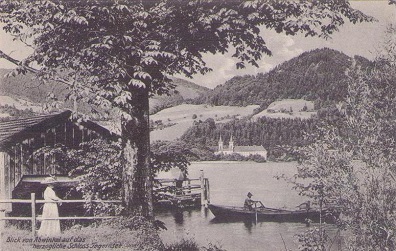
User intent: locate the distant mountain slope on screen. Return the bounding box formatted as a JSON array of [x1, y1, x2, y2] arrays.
[[0, 70, 209, 114], [0, 69, 68, 103], [170, 77, 210, 99], [150, 77, 210, 113], [194, 48, 373, 109]]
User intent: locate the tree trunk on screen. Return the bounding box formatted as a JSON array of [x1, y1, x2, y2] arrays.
[[121, 88, 153, 220]]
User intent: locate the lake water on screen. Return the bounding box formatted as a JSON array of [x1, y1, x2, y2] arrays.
[[156, 161, 339, 251]]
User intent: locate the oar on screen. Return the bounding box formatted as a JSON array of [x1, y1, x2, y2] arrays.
[[256, 201, 293, 212], [264, 207, 293, 212]]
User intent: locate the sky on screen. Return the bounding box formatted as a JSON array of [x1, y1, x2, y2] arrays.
[[185, 1, 396, 88], [0, 1, 395, 89]]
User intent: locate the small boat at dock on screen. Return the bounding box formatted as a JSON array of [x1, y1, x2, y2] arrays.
[[208, 204, 337, 223]]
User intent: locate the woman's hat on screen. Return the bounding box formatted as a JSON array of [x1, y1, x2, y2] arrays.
[[41, 176, 58, 184], [247, 192, 253, 197]]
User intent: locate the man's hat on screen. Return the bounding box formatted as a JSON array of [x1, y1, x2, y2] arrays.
[[247, 192, 253, 197]]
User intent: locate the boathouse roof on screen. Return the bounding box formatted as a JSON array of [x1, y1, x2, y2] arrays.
[[0, 110, 115, 150]]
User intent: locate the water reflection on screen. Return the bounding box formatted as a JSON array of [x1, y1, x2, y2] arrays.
[[243, 220, 253, 233], [157, 206, 330, 251], [202, 207, 209, 218], [171, 208, 203, 225], [208, 214, 255, 234], [172, 210, 184, 225]]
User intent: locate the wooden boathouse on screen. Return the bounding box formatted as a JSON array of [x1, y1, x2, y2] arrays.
[[0, 110, 116, 215], [0, 110, 210, 220]]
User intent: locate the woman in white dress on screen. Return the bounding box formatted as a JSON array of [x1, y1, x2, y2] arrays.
[[38, 177, 62, 236]]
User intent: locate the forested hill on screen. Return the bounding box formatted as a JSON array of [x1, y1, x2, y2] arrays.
[[194, 48, 372, 108]]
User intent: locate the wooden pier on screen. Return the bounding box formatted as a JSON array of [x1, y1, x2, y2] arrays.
[[153, 170, 210, 208]]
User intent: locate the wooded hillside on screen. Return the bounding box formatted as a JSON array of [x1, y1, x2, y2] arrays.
[[193, 48, 372, 110]]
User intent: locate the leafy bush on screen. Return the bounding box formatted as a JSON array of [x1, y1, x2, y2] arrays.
[[296, 226, 329, 251], [32, 139, 125, 216], [287, 38, 396, 250], [164, 238, 227, 251], [165, 238, 200, 251]]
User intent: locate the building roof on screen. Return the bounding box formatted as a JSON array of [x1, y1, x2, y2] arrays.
[[0, 110, 115, 149], [213, 145, 267, 153], [19, 175, 79, 185], [234, 145, 267, 152], [0, 111, 69, 147], [13, 175, 80, 199]]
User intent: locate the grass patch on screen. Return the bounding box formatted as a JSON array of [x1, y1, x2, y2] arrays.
[[1, 216, 164, 251], [164, 238, 227, 251], [1, 218, 227, 251]]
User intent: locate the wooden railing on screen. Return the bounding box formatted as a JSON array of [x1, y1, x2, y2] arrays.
[[0, 193, 122, 236]]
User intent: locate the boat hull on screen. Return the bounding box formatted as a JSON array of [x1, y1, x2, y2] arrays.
[[208, 204, 337, 223]]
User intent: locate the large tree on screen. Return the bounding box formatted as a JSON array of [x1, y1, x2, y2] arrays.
[[0, 0, 375, 219]]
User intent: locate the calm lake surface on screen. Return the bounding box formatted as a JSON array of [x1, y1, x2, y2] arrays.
[[156, 161, 338, 251]]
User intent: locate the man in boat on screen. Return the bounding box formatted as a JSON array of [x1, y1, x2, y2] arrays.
[[244, 192, 256, 210]]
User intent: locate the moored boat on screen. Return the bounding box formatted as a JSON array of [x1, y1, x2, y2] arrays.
[[208, 204, 338, 223]]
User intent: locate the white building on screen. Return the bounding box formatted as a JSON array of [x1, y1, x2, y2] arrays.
[[215, 135, 267, 160]]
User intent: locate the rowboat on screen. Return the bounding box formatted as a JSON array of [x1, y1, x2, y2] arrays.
[[208, 204, 338, 223]]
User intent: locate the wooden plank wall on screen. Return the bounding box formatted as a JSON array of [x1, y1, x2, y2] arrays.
[[0, 152, 12, 211], [3, 120, 102, 197]]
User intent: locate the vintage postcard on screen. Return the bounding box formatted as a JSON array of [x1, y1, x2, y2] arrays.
[[0, 1, 395, 251]]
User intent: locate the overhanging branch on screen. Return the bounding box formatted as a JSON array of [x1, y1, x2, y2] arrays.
[[0, 49, 115, 109], [0, 49, 38, 73], [0, 49, 79, 88]]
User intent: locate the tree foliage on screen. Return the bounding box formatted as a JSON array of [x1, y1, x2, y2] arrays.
[[32, 140, 125, 215], [150, 140, 195, 176], [0, 1, 373, 111]]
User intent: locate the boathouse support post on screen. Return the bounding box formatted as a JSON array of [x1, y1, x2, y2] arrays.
[[200, 170, 207, 207], [31, 193, 36, 236], [0, 210, 4, 233], [0, 152, 11, 213], [205, 178, 210, 204], [0, 151, 8, 232]]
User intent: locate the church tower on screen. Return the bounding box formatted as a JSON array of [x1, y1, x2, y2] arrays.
[[218, 135, 224, 152], [229, 134, 234, 152]]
